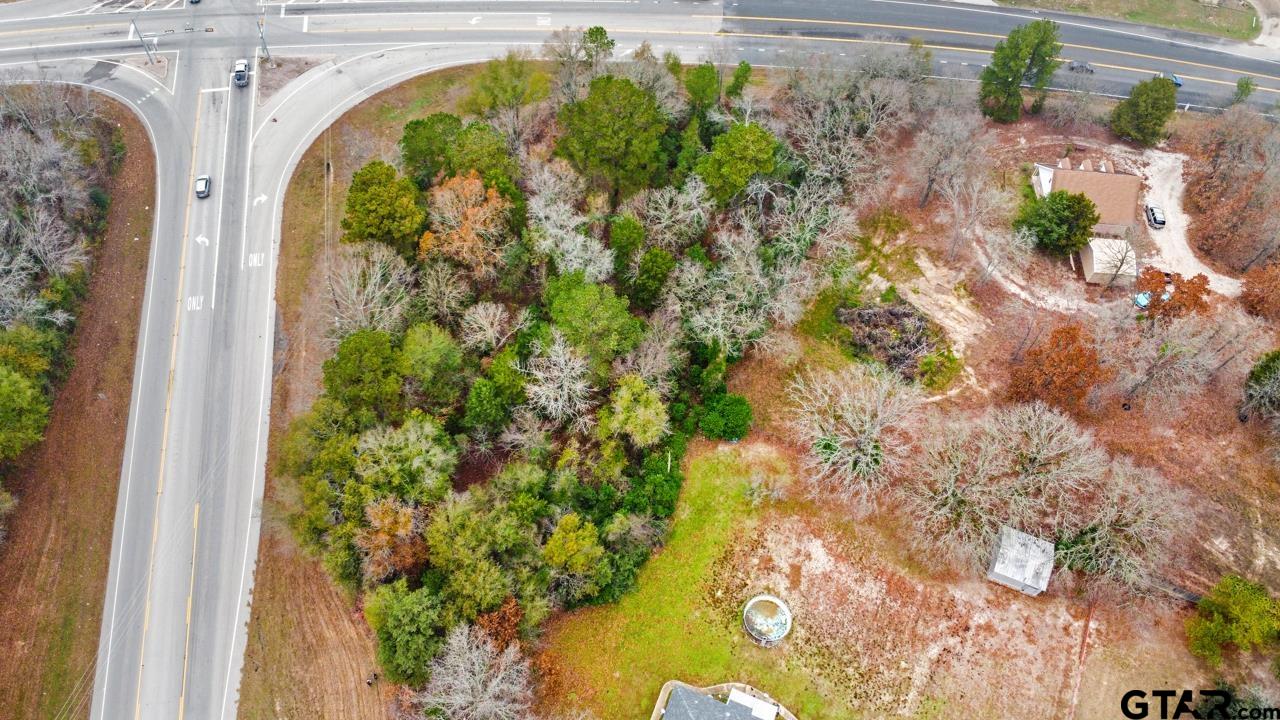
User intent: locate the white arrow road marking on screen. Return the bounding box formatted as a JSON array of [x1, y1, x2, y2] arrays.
[[195, 234, 209, 247], [469, 16, 482, 24], [252, 193, 267, 207]]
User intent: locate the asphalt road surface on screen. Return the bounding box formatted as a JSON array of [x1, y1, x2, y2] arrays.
[[0, 0, 1271, 718]]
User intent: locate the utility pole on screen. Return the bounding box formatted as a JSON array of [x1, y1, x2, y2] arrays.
[[257, 17, 272, 65], [131, 19, 157, 64]]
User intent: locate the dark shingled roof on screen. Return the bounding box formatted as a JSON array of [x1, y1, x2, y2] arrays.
[[663, 686, 757, 720]]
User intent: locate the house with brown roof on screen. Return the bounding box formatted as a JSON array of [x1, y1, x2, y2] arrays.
[[1032, 158, 1142, 237]]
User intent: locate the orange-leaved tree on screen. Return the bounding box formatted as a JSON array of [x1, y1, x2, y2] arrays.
[[1007, 324, 1109, 415], [420, 170, 513, 280], [1136, 266, 1210, 322], [1241, 263, 1280, 321]]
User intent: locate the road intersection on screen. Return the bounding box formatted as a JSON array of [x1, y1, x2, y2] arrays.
[[0, 1, 1271, 718]]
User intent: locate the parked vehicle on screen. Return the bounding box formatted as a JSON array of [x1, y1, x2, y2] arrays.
[[195, 175, 211, 199], [233, 59, 249, 87], [1067, 60, 1094, 74], [1145, 204, 1166, 229]]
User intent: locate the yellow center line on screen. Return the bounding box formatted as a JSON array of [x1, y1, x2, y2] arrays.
[[176, 503, 200, 720], [132, 89, 205, 720], [699, 14, 1280, 84]]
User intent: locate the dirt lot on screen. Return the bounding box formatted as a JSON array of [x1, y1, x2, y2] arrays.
[[0, 99, 155, 720], [236, 63, 480, 720]]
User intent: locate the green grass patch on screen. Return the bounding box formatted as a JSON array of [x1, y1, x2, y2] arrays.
[[918, 347, 963, 393], [543, 445, 849, 719], [998, 0, 1258, 40]]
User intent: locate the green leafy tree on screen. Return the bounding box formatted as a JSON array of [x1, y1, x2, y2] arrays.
[[425, 492, 535, 624], [1014, 189, 1099, 256], [604, 374, 669, 448], [464, 377, 508, 431], [340, 161, 425, 257], [366, 579, 445, 684], [544, 271, 645, 378], [1233, 77, 1256, 105], [1110, 77, 1177, 147], [399, 322, 463, 408], [400, 112, 461, 187], [344, 411, 458, 518], [544, 513, 611, 601], [461, 50, 550, 139], [673, 115, 705, 185], [695, 123, 779, 205], [1186, 574, 1280, 666], [630, 247, 675, 311], [557, 75, 668, 204], [609, 214, 645, 280], [446, 122, 520, 185], [699, 393, 752, 441], [0, 323, 59, 385], [725, 60, 752, 98], [1245, 350, 1280, 419], [0, 364, 48, 461], [583, 26, 616, 68], [322, 329, 404, 427], [979, 20, 1063, 122], [684, 62, 719, 114]]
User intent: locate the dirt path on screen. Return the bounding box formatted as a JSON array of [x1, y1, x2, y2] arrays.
[[0, 99, 155, 720], [1133, 149, 1242, 296]]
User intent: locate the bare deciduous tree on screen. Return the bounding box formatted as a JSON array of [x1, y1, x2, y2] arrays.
[[1095, 302, 1269, 409], [611, 305, 687, 396], [902, 403, 1183, 597], [528, 196, 613, 282], [1046, 72, 1097, 131], [788, 363, 925, 505], [327, 241, 413, 338], [18, 202, 85, 275], [425, 171, 514, 282], [416, 259, 473, 326], [615, 42, 684, 118], [938, 164, 1012, 260], [976, 226, 1035, 285], [459, 302, 529, 354], [498, 405, 554, 457], [1054, 457, 1189, 598], [523, 330, 595, 427], [629, 175, 713, 251], [412, 624, 532, 720]]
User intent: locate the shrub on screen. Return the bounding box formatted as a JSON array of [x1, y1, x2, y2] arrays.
[[918, 347, 962, 392], [700, 393, 752, 440], [1110, 77, 1177, 147], [1014, 189, 1099, 256], [0, 364, 49, 461], [1185, 574, 1280, 667]]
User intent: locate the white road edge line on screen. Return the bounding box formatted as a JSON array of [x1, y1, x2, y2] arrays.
[[83, 79, 164, 720]]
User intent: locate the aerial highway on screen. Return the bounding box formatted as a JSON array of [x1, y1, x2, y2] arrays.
[[0, 0, 1271, 718]]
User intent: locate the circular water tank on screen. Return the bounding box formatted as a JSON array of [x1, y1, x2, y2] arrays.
[[742, 594, 792, 647]]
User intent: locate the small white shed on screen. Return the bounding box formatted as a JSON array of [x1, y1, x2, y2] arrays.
[[1079, 238, 1137, 286], [987, 526, 1055, 597]]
